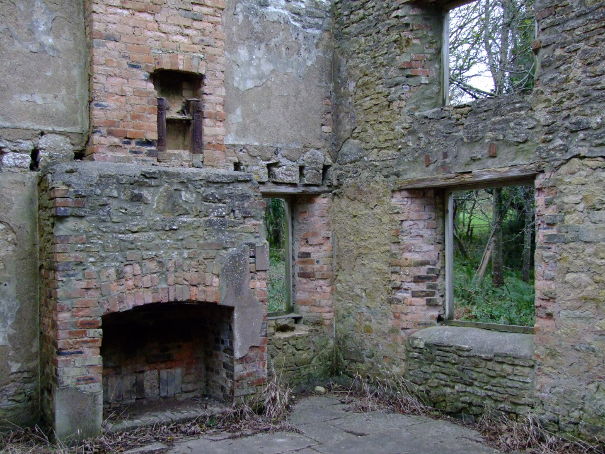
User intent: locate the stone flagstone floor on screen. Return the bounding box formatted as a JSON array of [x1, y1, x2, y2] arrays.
[[138, 395, 503, 454]]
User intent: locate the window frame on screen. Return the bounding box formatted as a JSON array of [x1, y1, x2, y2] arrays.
[[443, 178, 536, 328]]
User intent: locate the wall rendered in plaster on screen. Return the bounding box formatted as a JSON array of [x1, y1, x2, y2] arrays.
[[0, 0, 88, 133], [224, 0, 335, 184], [0, 173, 39, 428]]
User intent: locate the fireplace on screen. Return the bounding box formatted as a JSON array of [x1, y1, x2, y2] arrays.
[[39, 163, 268, 440], [101, 303, 234, 409]]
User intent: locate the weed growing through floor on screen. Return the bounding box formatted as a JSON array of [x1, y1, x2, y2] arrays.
[[0, 374, 295, 454]]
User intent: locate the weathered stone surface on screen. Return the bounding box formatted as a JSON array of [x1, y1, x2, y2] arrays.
[[37, 162, 268, 439], [224, 0, 334, 185], [54, 388, 103, 441], [168, 396, 503, 454], [221, 245, 264, 359], [407, 327, 535, 418], [329, 0, 605, 442], [0, 173, 39, 428], [268, 324, 330, 388], [0, 0, 604, 444]]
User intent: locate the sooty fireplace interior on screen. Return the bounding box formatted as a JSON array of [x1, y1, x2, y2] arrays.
[[101, 303, 234, 409]]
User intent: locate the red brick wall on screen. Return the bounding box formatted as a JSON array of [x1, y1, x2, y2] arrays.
[[86, 0, 227, 167], [390, 189, 444, 336], [534, 174, 558, 339], [293, 195, 334, 326]]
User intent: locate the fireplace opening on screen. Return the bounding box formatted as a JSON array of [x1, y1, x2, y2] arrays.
[[101, 303, 234, 416]]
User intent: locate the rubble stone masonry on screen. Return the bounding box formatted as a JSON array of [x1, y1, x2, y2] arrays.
[[38, 162, 268, 438], [1, 0, 605, 443]]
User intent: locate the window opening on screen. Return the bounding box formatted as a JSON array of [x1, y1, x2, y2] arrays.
[[445, 184, 535, 327], [264, 198, 292, 314], [445, 0, 537, 105]]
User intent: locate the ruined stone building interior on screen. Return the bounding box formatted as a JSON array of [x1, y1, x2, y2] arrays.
[[0, 0, 604, 445]]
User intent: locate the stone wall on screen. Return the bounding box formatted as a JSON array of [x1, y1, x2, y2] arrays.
[[0, 0, 89, 428], [407, 327, 535, 418], [534, 160, 605, 438], [330, 0, 605, 441], [268, 321, 329, 388], [331, 177, 401, 376], [224, 0, 334, 186], [37, 162, 268, 439], [0, 0, 604, 443], [332, 0, 443, 170]]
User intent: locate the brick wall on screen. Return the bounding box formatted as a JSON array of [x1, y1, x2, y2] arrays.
[[102, 303, 234, 406], [38, 162, 267, 438], [87, 0, 227, 167], [390, 189, 444, 335], [292, 195, 334, 327]]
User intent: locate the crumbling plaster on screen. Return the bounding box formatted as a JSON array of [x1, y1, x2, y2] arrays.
[[0, 0, 88, 133], [0, 0, 603, 442], [224, 0, 335, 183]]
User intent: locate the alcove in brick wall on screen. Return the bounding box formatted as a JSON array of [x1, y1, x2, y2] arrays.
[[152, 70, 203, 155]]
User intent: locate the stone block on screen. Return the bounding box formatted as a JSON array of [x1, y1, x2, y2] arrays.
[[255, 244, 269, 271], [54, 388, 102, 441]]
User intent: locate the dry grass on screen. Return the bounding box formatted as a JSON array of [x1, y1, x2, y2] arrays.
[[477, 411, 604, 454], [341, 373, 430, 416], [340, 374, 605, 454], [0, 374, 294, 454]]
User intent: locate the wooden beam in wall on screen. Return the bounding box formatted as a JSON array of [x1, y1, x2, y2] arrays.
[[260, 184, 332, 196], [395, 165, 541, 191]]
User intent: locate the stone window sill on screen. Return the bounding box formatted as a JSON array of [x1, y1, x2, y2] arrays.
[[411, 325, 534, 360], [267, 313, 305, 338]]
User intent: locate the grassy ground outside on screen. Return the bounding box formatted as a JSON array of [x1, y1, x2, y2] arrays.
[[454, 259, 535, 326], [452, 187, 535, 327], [268, 250, 288, 314]]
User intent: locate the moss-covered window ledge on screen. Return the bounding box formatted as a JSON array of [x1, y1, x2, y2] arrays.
[[267, 313, 305, 337]]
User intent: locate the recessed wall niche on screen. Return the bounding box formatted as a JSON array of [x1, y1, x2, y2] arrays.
[[152, 70, 203, 155]]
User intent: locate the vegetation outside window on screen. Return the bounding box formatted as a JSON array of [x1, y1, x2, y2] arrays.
[[446, 0, 537, 105], [445, 184, 535, 327], [264, 198, 292, 314]]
